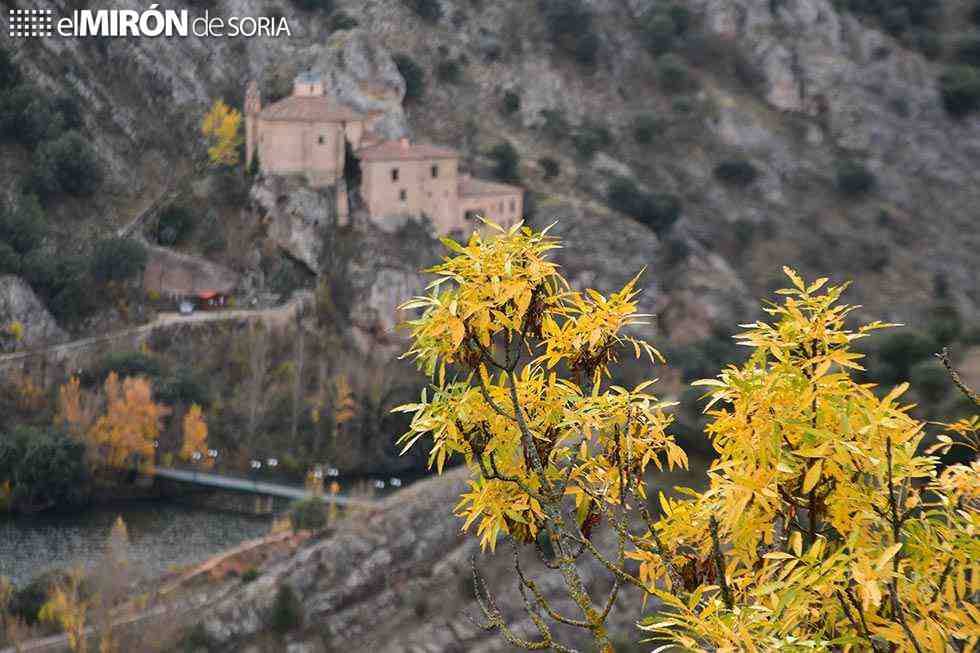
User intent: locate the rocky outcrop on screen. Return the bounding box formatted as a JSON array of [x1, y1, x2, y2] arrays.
[[250, 175, 336, 275], [308, 29, 410, 140], [199, 468, 649, 653], [0, 276, 68, 351]]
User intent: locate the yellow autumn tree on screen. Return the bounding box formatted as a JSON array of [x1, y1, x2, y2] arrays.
[[0, 321, 23, 346], [88, 373, 169, 471], [631, 269, 980, 651], [200, 99, 242, 167], [56, 376, 100, 440], [395, 221, 687, 652], [179, 404, 211, 468], [39, 566, 89, 653], [395, 225, 979, 652]]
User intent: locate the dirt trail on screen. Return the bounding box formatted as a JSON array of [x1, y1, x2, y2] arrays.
[[0, 292, 312, 367]]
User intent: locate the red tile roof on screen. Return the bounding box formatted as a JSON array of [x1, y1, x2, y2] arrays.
[[357, 139, 459, 162], [259, 95, 365, 123], [458, 176, 523, 197]]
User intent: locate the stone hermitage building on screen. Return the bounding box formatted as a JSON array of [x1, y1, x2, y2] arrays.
[[244, 73, 523, 233]]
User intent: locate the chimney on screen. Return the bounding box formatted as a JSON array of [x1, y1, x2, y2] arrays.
[[399, 137, 410, 150]]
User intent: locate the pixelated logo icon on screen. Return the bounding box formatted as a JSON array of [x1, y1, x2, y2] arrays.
[[8, 8, 54, 37]]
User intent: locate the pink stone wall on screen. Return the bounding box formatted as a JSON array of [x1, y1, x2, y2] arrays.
[[457, 192, 523, 230], [362, 157, 462, 232]]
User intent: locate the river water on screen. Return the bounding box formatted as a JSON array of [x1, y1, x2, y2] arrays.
[[0, 500, 273, 586]]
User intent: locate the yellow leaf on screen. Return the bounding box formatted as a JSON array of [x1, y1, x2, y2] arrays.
[[802, 460, 823, 494]]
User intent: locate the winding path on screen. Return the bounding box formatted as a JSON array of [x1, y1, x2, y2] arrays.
[[0, 291, 313, 368]]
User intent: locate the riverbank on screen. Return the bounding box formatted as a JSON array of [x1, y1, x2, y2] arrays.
[[0, 499, 274, 587]]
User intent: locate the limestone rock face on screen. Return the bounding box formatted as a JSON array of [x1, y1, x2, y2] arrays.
[[344, 220, 437, 354], [199, 468, 647, 653], [250, 175, 335, 275], [0, 275, 68, 351], [539, 201, 752, 345], [306, 29, 410, 140]]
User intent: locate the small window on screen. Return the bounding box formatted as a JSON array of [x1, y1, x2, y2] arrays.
[[509, 199, 516, 212], [318, 135, 325, 145], [399, 189, 407, 201], [431, 164, 439, 178], [499, 202, 504, 212], [391, 168, 399, 182]]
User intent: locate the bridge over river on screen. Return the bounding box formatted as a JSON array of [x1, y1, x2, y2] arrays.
[[151, 466, 380, 515], [152, 467, 378, 507]]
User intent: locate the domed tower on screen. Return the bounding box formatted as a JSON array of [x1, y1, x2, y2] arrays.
[[244, 80, 261, 169]]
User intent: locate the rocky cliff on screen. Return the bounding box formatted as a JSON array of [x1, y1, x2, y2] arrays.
[[197, 467, 654, 652], [0, 275, 67, 351], [4, 0, 978, 346]]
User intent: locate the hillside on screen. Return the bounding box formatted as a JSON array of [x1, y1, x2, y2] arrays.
[[2, 0, 978, 327], [1, 0, 979, 472]]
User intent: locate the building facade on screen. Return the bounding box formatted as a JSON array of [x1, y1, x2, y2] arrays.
[[244, 73, 523, 234]]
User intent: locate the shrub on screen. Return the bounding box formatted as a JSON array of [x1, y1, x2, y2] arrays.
[[158, 368, 211, 407], [656, 54, 693, 93], [436, 59, 463, 84], [48, 270, 98, 323], [89, 237, 148, 285], [607, 177, 681, 235], [241, 567, 260, 583], [840, 0, 941, 34], [489, 141, 520, 183], [0, 194, 46, 255], [289, 496, 328, 531], [8, 569, 72, 624], [632, 114, 661, 144], [713, 158, 759, 187], [671, 96, 696, 114], [328, 11, 358, 30], [31, 131, 103, 197], [909, 359, 951, 405], [403, 0, 441, 23], [538, 108, 570, 140], [212, 168, 249, 207], [940, 65, 980, 116], [909, 27, 942, 59], [156, 204, 197, 246], [0, 47, 22, 91], [539, 0, 600, 66], [0, 242, 19, 275], [52, 94, 84, 132], [668, 4, 692, 35], [539, 156, 560, 180], [927, 302, 962, 346], [290, 0, 332, 10], [270, 584, 303, 633], [954, 33, 980, 66], [0, 86, 61, 147], [393, 54, 425, 103], [834, 159, 876, 196], [95, 351, 163, 384], [177, 623, 213, 653], [502, 90, 521, 115], [0, 426, 90, 513], [571, 122, 612, 160], [873, 329, 939, 384], [641, 13, 677, 55]]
